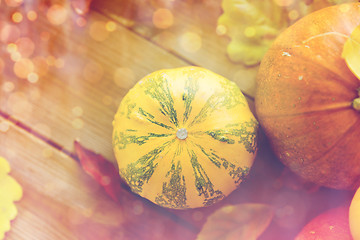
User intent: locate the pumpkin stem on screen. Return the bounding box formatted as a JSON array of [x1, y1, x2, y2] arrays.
[[176, 128, 188, 140], [353, 98, 360, 111]]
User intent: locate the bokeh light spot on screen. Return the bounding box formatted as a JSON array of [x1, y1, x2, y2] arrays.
[[42, 148, 53, 158], [72, 106, 83, 117], [14, 58, 34, 79], [216, 25, 227, 35], [0, 23, 20, 43], [6, 43, 17, 53], [10, 52, 21, 62], [179, 32, 202, 53], [288, 10, 299, 21], [72, 118, 84, 129], [0, 121, 10, 133], [27, 10, 38, 21], [27, 72, 39, 83], [12, 12, 23, 23], [273, 0, 294, 7], [244, 27, 256, 38], [152, 8, 174, 29], [76, 17, 87, 27], [2, 81, 15, 93], [47, 4, 68, 25], [46, 55, 56, 66], [16, 37, 35, 58], [8, 91, 33, 116], [106, 21, 117, 32], [5, 0, 23, 7], [340, 4, 351, 13], [89, 21, 109, 42]]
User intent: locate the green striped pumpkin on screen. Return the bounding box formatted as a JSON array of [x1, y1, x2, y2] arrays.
[[112, 66, 258, 209]]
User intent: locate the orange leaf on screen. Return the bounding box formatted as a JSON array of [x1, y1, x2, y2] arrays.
[[74, 141, 129, 203], [196, 203, 274, 240], [73, 141, 199, 240], [342, 24, 360, 80]]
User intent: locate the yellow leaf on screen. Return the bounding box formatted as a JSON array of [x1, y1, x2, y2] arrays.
[[0, 156, 23, 240], [196, 203, 274, 240], [342, 24, 360, 80]]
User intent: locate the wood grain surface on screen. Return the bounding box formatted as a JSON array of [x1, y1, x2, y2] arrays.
[[1, 1, 351, 240]]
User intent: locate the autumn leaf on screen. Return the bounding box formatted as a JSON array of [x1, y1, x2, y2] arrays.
[[217, 0, 353, 66], [73, 141, 130, 203], [342, 24, 360, 80], [196, 203, 274, 240], [0, 156, 23, 240], [73, 141, 199, 240]]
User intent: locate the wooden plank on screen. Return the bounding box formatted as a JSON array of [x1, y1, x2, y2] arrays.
[[0, 116, 197, 240], [0, 4, 255, 162], [0, 6, 189, 162], [91, 0, 259, 98]]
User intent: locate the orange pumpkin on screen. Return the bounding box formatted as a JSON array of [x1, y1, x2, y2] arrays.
[[350, 186, 360, 240], [255, 3, 360, 189], [295, 206, 352, 240]]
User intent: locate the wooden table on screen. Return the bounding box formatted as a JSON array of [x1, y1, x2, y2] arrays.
[[0, 1, 353, 239]]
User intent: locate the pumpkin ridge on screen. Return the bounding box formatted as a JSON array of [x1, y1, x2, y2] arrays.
[[188, 91, 245, 128], [188, 149, 224, 202], [113, 129, 173, 150], [310, 117, 360, 165], [143, 75, 179, 127], [205, 119, 258, 154], [272, 46, 358, 92], [155, 158, 188, 209], [295, 117, 360, 188], [193, 141, 251, 185], [137, 107, 175, 130], [122, 138, 176, 194], [182, 76, 199, 125], [259, 103, 352, 119]]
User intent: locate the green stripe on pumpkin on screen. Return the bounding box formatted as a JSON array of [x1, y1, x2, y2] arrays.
[[143, 76, 179, 127], [182, 77, 199, 125], [122, 139, 176, 194], [155, 160, 188, 209], [188, 83, 246, 128], [113, 129, 172, 150], [138, 107, 174, 130], [205, 119, 259, 154], [194, 143, 249, 184], [188, 150, 223, 201]]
